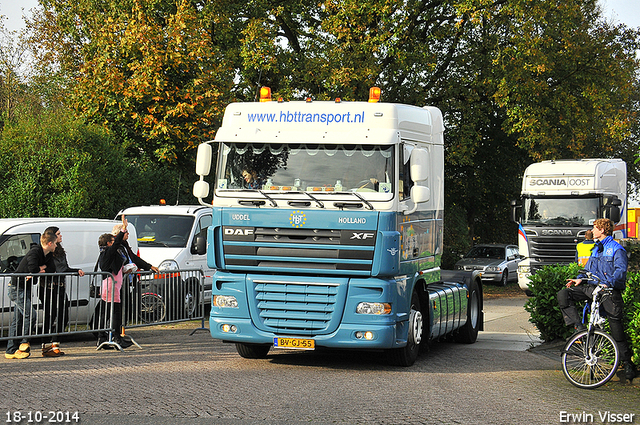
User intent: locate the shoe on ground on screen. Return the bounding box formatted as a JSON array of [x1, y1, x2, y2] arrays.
[[115, 337, 133, 349], [18, 342, 30, 353], [624, 363, 638, 381], [52, 342, 65, 356], [5, 350, 30, 359], [42, 343, 64, 357]]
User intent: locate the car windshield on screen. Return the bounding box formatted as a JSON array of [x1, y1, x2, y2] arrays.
[[522, 197, 599, 226], [215, 143, 394, 197], [126, 215, 194, 248], [465, 246, 504, 259]]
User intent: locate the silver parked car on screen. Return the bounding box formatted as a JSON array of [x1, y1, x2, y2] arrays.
[[455, 244, 521, 286]]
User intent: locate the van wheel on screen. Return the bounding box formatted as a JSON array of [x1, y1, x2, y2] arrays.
[[455, 278, 481, 343], [388, 291, 422, 366], [183, 278, 200, 318], [236, 343, 271, 359]]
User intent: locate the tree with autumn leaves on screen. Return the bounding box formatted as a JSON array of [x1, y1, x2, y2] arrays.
[[2, 0, 639, 258]]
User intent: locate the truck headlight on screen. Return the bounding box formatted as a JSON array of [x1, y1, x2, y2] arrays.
[[213, 295, 238, 308], [356, 302, 391, 315]]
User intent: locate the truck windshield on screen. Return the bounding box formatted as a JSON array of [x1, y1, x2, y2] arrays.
[[215, 143, 394, 196], [126, 215, 195, 248], [521, 197, 599, 226]]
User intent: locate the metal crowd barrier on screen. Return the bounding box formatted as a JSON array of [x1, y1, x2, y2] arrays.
[[1, 269, 205, 348], [122, 269, 205, 329]]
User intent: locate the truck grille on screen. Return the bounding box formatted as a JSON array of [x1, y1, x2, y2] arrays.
[[250, 279, 345, 335], [528, 233, 577, 266], [222, 226, 375, 276]]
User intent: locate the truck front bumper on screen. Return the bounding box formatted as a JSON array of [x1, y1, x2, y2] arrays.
[[210, 317, 402, 349]]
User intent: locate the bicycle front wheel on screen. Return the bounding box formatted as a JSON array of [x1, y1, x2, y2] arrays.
[[561, 329, 620, 389]]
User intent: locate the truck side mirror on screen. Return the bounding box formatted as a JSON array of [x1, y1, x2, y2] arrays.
[[510, 199, 520, 223], [603, 197, 621, 223], [606, 206, 621, 223], [403, 185, 430, 215], [195, 143, 212, 176], [410, 148, 430, 182], [193, 180, 210, 199]]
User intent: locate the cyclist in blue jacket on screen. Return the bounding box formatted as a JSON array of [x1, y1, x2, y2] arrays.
[[558, 218, 637, 382]]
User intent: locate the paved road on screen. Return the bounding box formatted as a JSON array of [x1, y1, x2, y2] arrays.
[[1, 296, 638, 425]]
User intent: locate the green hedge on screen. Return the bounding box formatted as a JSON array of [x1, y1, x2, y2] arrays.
[[525, 264, 640, 365]]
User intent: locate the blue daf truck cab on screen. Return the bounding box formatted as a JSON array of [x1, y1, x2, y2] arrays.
[[193, 87, 483, 366]]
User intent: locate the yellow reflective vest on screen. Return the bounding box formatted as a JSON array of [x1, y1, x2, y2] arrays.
[[575, 241, 595, 266]]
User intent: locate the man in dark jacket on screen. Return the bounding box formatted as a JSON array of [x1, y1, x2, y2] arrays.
[[5, 232, 57, 359], [558, 218, 637, 382]]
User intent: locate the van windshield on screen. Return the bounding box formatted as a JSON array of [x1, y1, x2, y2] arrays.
[[126, 215, 194, 248]]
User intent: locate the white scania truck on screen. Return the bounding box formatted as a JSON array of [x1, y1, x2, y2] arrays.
[[192, 87, 483, 366], [511, 159, 626, 294]]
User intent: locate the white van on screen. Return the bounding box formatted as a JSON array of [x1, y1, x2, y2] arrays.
[[0, 218, 138, 328], [117, 204, 213, 315]]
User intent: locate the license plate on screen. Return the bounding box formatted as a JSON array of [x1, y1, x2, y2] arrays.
[[273, 337, 315, 350]]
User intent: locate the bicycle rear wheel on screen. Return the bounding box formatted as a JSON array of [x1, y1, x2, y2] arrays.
[[139, 293, 166, 323], [562, 329, 619, 389]]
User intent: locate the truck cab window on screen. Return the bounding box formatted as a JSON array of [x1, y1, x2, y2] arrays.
[[522, 197, 599, 226], [399, 144, 415, 201], [216, 143, 394, 197]]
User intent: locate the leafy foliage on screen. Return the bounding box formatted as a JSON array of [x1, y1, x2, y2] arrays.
[[0, 112, 126, 217], [30, 0, 236, 165], [624, 240, 640, 273], [622, 272, 640, 365], [525, 263, 582, 342], [0, 110, 188, 218]]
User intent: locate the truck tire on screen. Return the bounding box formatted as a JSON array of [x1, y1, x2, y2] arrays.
[[236, 343, 271, 359], [388, 291, 423, 367], [454, 278, 481, 343]]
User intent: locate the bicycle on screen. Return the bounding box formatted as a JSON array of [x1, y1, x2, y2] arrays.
[[561, 271, 620, 389]]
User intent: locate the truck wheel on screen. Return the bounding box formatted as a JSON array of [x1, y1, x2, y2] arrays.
[[388, 291, 423, 367], [236, 343, 271, 359], [455, 278, 481, 343]]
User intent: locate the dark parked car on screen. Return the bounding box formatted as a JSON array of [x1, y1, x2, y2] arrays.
[[455, 244, 521, 286]]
